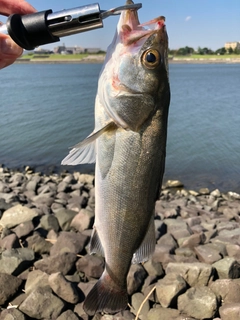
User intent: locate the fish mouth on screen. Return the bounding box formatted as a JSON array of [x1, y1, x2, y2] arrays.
[[118, 1, 166, 46]]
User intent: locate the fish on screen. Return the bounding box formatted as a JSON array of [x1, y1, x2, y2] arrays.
[[61, 0, 170, 315]]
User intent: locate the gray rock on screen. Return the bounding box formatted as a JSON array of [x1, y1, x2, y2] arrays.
[[55, 208, 77, 231], [180, 232, 206, 249], [114, 310, 135, 319], [226, 243, 240, 258], [78, 280, 97, 299], [74, 302, 88, 319], [0, 308, 26, 320], [143, 259, 164, 278], [0, 248, 35, 276], [194, 244, 222, 264], [32, 193, 55, 207], [57, 181, 70, 193], [131, 292, 149, 320], [76, 254, 104, 279], [219, 303, 240, 320], [50, 231, 89, 256], [12, 220, 34, 238], [165, 180, 184, 188], [40, 214, 60, 232], [175, 247, 196, 258], [210, 279, 240, 305], [0, 204, 38, 228], [127, 264, 147, 295], [178, 286, 218, 319], [157, 233, 178, 251], [25, 269, 49, 295], [70, 209, 95, 232], [0, 273, 23, 305], [166, 262, 214, 286], [26, 233, 53, 254], [147, 306, 180, 320], [19, 286, 65, 319], [56, 310, 80, 320], [212, 257, 240, 279], [48, 272, 80, 304], [34, 252, 77, 275], [0, 233, 19, 250], [156, 273, 187, 308]]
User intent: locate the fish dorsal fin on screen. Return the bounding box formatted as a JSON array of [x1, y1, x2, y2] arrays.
[[61, 122, 116, 165], [132, 214, 156, 264], [89, 227, 105, 257]]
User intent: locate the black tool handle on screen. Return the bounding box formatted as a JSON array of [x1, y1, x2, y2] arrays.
[[7, 10, 60, 50]]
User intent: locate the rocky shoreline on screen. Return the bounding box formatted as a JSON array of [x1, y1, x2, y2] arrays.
[[0, 166, 240, 320]]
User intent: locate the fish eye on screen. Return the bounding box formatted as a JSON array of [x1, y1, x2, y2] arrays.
[[142, 49, 161, 69]]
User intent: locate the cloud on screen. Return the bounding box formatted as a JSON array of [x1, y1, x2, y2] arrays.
[[185, 16, 192, 22]]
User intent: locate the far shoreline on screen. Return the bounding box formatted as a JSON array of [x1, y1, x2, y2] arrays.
[[16, 56, 240, 65]]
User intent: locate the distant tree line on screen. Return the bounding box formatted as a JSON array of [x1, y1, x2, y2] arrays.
[[169, 46, 240, 56]]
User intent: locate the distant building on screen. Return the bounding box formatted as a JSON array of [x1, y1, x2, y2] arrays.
[[33, 48, 53, 54], [224, 41, 240, 51], [54, 44, 100, 54]]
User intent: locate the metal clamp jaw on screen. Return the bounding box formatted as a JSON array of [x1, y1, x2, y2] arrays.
[[0, 2, 142, 50]]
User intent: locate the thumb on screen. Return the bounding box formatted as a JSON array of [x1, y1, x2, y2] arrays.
[[0, 35, 23, 69]]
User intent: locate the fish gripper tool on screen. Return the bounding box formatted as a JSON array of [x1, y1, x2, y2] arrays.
[[0, 2, 142, 50]]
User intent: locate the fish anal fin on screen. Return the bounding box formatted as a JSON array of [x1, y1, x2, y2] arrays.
[[83, 271, 128, 316], [132, 214, 156, 264], [89, 228, 105, 257], [61, 121, 117, 166]]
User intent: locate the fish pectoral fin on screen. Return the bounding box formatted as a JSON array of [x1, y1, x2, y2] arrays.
[[89, 227, 105, 257], [132, 214, 156, 264], [61, 121, 116, 165]]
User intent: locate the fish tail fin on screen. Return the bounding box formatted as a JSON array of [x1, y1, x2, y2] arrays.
[[83, 271, 128, 316]]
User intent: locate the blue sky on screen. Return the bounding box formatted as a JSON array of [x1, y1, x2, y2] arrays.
[[1, 0, 240, 51]]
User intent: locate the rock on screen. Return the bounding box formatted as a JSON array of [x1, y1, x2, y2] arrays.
[[34, 252, 77, 275], [127, 264, 147, 295], [0, 273, 23, 305], [210, 279, 240, 305], [194, 244, 222, 264], [19, 286, 65, 319], [226, 243, 240, 258], [0, 233, 19, 250], [0, 204, 38, 228], [212, 257, 240, 279], [48, 272, 80, 304], [50, 231, 89, 256], [157, 233, 178, 251], [199, 187, 210, 195], [56, 310, 80, 320], [0, 248, 35, 276], [165, 180, 184, 188], [147, 306, 180, 320], [40, 214, 60, 232], [0, 308, 26, 320], [131, 292, 149, 320], [12, 220, 34, 238], [78, 281, 97, 299], [143, 259, 164, 278], [180, 232, 206, 249], [219, 303, 240, 320], [178, 286, 218, 319], [166, 262, 214, 286], [26, 233, 53, 254], [114, 310, 135, 319], [156, 273, 187, 308], [70, 208, 95, 232], [25, 269, 49, 295], [55, 209, 77, 231], [76, 254, 104, 279]]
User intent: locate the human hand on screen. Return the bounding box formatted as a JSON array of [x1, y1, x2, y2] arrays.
[[0, 0, 36, 69]]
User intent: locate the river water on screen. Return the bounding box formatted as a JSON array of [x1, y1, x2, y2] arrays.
[[1, 62, 240, 192]]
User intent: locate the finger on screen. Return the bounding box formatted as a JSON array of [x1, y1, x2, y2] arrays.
[[0, 34, 23, 69], [0, 0, 36, 16]]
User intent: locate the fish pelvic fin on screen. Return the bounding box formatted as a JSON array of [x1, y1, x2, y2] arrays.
[[132, 214, 156, 264], [89, 227, 105, 257], [83, 271, 128, 316], [61, 121, 117, 165]]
